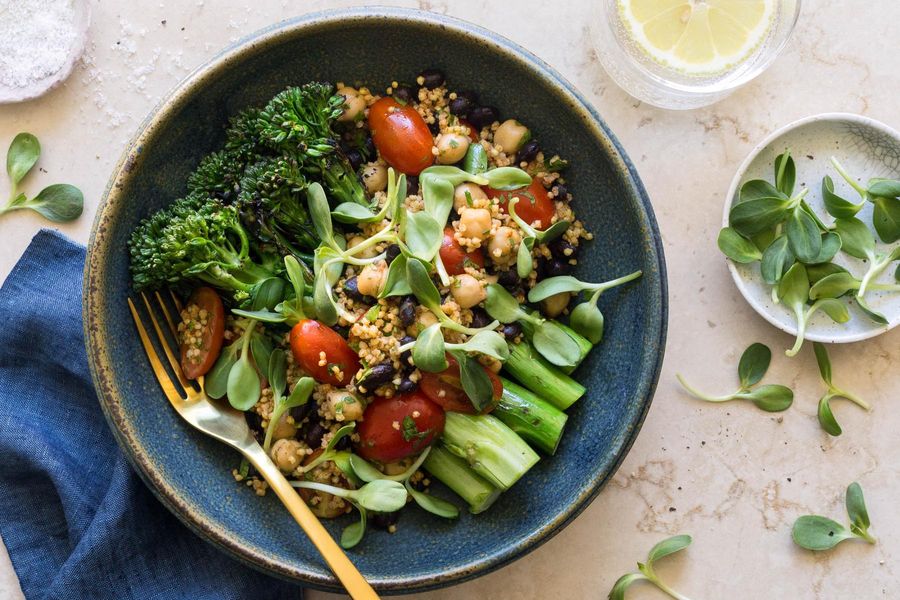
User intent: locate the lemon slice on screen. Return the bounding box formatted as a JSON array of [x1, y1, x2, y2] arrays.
[[618, 0, 775, 75]]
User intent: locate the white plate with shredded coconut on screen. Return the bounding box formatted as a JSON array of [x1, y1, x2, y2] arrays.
[[0, 0, 91, 103]]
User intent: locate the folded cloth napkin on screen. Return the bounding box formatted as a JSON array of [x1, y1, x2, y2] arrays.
[[0, 230, 301, 600]]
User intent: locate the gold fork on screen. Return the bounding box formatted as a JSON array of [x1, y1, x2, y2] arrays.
[[128, 291, 379, 600]]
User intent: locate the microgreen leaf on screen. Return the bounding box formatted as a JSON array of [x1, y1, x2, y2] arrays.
[[871, 195, 900, 243], [405, 210, 443, 261], [351, 479, 409, 512], [786, 205, 822, 263], [730, 196, 793, 236], [446, 330, 510, 362], [846, 482, 871, 532], [792, 516, 854, 550], [267, 348, 287, 396], [822, 175, 863, 219], [6, 132, 40, 186], [608, 535, 694, 600], [740, 179, 787, 202], [484, 284, 526, 323], [813, 342, 832, 384], [717, 227, 762, 263], [17, 184, 84, 222], [226, 320, 261, 411], [481, 166, 531, 190], [737, 342, 771, 388], [818, 395, 842, 436], [807, 262, 849, 284], [517, 236, 535, 278], [462, 142, 488, 175], [867, 178, 900, 197], [760, 235, 795, 285], [528, 275, 593, 300], [774, 151, 796, 197], [405, 481, 460, 518], [812, 342, 869, 437], [231, 308, 288, 323], [857, 296, 889, 325], [406, 257, 443, 314], [833, 217, 875, 259], [569, 301, 605, 344], [348, 455, 386, 483], [340, 502, 366, 549], [734, 384, 794, 412], [307, 182, 335, 247], [251, 277, 286, 311], [808, 232, 842, 264], [205, 342, 239, 399], [412, 323, 449, 373], [451, 349, 495, 412], [331, 202, 378, 224], [808, 271, 859, 301]]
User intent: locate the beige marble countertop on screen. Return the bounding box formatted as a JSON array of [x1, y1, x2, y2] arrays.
[[2, 1, 898, 598]]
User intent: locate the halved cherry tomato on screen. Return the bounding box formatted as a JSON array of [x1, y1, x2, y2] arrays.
[[298, 449, 354, 518], [179, 287, 225, 380], [458, 119, 480, 142], [356, 392, 444, 463], [419, 355, 502, 415], [485, 179, 556, 228], [368, 97, 435, 175], [439, 226, 484, 275], [290, 320, 360, 386]]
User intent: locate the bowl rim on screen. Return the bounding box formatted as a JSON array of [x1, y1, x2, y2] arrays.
[[721, 111, 900, 342], [83, 6, 668, 593]]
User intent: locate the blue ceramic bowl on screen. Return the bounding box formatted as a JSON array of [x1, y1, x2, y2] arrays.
[[84, 7, 667, 594]]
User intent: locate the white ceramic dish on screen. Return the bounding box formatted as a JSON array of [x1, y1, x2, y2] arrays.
[[723, 113, 900, 343], [0, 0, 91, 104]]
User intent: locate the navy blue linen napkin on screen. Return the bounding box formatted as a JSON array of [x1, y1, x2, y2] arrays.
[[0, 230, 301, 600]]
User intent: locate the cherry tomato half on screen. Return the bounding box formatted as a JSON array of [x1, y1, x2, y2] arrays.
[[356, 392, 445, 463], [179, 287, 225, 380], [290, 320, 361, 386], [419, 355, 502, 415], [368, 97, 435, 176], [485, 179, 556, 229], [439, 227, 484, 276]]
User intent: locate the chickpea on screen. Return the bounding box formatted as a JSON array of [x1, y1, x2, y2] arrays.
[[271, 439, 303, 473], [326, 390, 364, 421], [336, 86, 366, 122], [383, 456, 415, 476], [493, 119, 531, 154], [361, 162, 388, 194], [347, 234, 377, 258], [453, 182, 487, 212], [487, 226, 521, 265], [356, 261, 387, 297], [271, 413, 297, 441], [541, 291, 571, 318], [409, 306, 439, 335], [450, 274, 486, 309], [435, 133, 470, 165], [457, 207, 492, 242]]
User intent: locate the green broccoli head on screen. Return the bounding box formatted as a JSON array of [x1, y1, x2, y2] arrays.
[[257, 83, 344, 156], [128, 194, 278, 302], [237, 157, 319, 253]]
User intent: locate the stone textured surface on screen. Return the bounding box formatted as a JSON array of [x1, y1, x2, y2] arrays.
[[1, 1, 898, 598]]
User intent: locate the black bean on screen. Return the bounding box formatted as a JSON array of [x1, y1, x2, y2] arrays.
[[245, 411, 264, 443], [332, 324, 350, 338], [497, 269, 521, 290], [549, 238, 579, 260], [398, 378, 418, 393], [399, 335, 415, 367], [334, 434, 351, 451], [304, 423, 326, 448], [371, 510, 400, 530], [427, 118, 440, 135], [449, 96, 474, 117], [470, 307, 492, 329], [516, 139, 541, 163], [552, 183, 569, 201], [457, 90, 479, 104], [501, 322, 522, 338], [385, 244, 402, 264], [406, 175, 420, 196], [345, 149, 363, 171], [399, 297, 417, 327], [467, 106, 500, 128], [342, 276, 366, 302], [393, 85, 415, 104], [359, 362, 396, 390], [420, 68, 445, 90], [290, 401, 314, 424], [540, 257, 572, 277], [363, 135, 376, 159]]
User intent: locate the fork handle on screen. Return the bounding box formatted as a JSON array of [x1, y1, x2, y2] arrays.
[[243, 443, 380, 600]]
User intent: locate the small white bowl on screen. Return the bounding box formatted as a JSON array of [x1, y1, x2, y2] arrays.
[[0, 0, 91, 104], [723, 113, 900, 343]]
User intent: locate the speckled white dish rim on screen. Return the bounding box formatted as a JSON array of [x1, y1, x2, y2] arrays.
[[0, 0, 91, 104], [722, 112, 900, 343]]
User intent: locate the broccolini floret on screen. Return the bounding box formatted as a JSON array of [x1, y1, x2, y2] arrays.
[[257, 83, 368, 206], [237, 157, 319, 255], [128, 194, 281, 304]]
